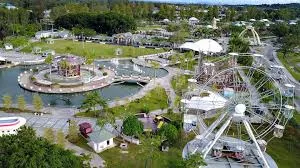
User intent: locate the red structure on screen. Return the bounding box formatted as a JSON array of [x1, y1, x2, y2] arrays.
[[79, 122, 93, 138]]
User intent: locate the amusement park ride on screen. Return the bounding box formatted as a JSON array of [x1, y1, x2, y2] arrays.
[[181, 51, 295, 168]]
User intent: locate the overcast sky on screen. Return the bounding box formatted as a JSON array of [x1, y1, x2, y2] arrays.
[[135, 0, 300, 5]]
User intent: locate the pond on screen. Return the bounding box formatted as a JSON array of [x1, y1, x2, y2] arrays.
[[0, 60, 168, 107]]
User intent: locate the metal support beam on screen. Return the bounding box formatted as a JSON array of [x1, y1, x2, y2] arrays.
[[202, 117, 232, 158], [243, 119, 270, 168]]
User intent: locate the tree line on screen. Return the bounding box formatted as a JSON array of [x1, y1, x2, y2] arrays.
[[55, 12, 136, 36]]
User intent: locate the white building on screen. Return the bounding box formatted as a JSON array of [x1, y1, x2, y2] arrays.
[[35, 31, 53, 39], [4, 43, 13, 50], [0, 117, 26, 136], [6, 4, 17, 10], [189, 17, 199, 25], [42, 50, 55, 57], [87, 127, 116, 153], [35, 30, 70, 40]]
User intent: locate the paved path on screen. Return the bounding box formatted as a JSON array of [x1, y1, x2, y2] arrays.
[[65, 141, 105, 168], [0, 49, 45, 65]]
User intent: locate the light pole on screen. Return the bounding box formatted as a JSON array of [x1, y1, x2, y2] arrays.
[[81, 32, 85, 49]]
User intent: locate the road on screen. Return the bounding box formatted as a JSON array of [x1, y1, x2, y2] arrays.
[[262, 44, 300, 111]]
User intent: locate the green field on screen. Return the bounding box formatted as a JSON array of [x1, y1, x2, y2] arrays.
[[22, 40, 164, 59], [278, 52, 300, 80]]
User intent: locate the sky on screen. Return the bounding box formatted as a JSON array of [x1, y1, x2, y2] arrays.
[[134, 0, 300, 5]]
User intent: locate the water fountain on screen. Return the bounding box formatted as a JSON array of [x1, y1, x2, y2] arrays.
[[111, 58, 119, 67], [133, 64, 143, 73]]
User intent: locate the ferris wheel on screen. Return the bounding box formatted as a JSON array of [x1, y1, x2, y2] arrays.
[[181, 64, 295, 167]]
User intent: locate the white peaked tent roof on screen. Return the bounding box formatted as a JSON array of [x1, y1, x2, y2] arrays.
[[163, 18, 170, 22], [180, 39, 223, 53], [189, 17, 199, 21], [183, 91, 227, 111], [194, 39, 223, 53], [179, 42, 199, 51], [0, 56, 6, 61]]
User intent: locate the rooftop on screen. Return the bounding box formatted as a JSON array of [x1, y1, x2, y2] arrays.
[[89, 127, 115, 143]]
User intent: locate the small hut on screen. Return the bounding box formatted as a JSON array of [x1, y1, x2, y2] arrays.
[[32, 47, 42, 54], [46, 38, 54, 44]]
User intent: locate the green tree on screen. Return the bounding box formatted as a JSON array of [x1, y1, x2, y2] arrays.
[[68, 120, 79, 143], [271, 23, 290, 38], [150, 61, 160, 78], [122, 115, 143, 137], [84, 49, 96, 81], [56, 129, 65, 148], [184, 153, 207, 168], [0, 126, 83, 167], [80, 91, 107, 117], [228, 35, 253, 66], [185, 51, 194, 70], [179, 55, 186, 70], [228, 34, 250, 53], [32, 94, 43, 112], [44, 128, 55, 143], [158, 124, 178, 144], [17, 95, 26, 111], [44, 55, 54, 79], [140, 134, 163, 167], [2, 94, 12, 110]]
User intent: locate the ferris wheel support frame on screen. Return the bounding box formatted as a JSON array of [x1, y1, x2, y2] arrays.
[[199, 107, 271, 168]]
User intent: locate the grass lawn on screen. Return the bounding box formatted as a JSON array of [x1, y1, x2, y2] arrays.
[[277, 52, 300, 80], [294, 112, 300, 124], [109, 87, 168, 116], [70, 135, 94, 152], [76, 87, 168, 118], [22, 40, 164, 59], [267, 124, 300, 168], [100, 132, 195, 168]]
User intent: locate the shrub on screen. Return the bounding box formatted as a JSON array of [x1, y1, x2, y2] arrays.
[[140, 106, 150, 114]]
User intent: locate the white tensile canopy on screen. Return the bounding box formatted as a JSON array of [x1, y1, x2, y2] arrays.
[[163, 18, 170, 22], [179, 42, 199, 51], [194, 39, 223, 53], [189, 17, 199, 22], [183, 91, 227, 111], [0, 56, 6, 61], [179, 39, 223, 54]]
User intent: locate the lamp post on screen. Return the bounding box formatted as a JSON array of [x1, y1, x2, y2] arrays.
[[81, 32, 84, 49]]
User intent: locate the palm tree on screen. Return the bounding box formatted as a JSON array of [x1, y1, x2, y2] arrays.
[[170, 54, 178, 65], [59, 60, 70, 77], [179, 55, 186, 70], [84, 50, 95, 82], [150, 61, 160, 78], [228, 34, 250, 53], [185, 51, 194, 70], [44, 55, 53, 80], [228, 35, 252, 66]]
